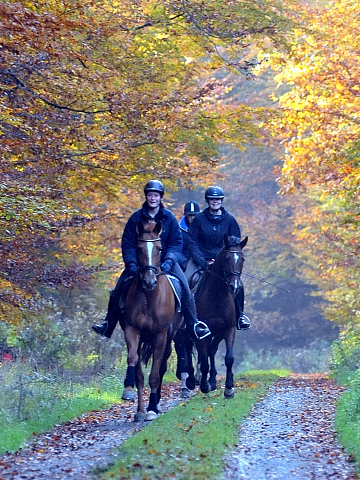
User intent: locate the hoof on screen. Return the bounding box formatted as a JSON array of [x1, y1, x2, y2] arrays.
[[200, 379, 211, 394], [121, 389, 135, 401], [144, 410, 158, 421], [224, 387, 235, 399], [134, 411, 145, 422], [210, 382, 217, 391], [181, 387, 191, 399]]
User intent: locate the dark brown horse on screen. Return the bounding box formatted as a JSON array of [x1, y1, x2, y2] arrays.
[[195, 235, 248, 398], [120, 219, 182, 421]]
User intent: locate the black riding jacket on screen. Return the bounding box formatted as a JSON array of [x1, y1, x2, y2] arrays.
[[121, 202, 183, 268], [187, 206, 241, 265], [178, 216, 191, 270]]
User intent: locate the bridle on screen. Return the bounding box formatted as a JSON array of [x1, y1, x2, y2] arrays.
[[208, 249, 243, 286], [137, 237, 163, 277]]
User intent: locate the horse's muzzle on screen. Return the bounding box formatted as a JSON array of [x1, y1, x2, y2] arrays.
[[143, 278, 157, 290]]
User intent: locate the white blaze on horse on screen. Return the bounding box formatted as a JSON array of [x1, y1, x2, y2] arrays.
[[120, 219, 182, 421], [194, 235, 248, 398]]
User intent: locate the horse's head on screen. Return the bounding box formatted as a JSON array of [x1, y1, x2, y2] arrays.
[[215, 235, 248, 296], [136, 219, 162, 290]]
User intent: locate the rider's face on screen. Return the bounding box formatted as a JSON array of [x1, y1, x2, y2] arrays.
[[146, 192, 161, 209], [208, 198, 222, 212], [186, 214, 197, 224]]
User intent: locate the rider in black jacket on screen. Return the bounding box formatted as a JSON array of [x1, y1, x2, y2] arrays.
[[187, 185, 251, 330], [178, 200, 201, 271], [92, 180, 211, 340]]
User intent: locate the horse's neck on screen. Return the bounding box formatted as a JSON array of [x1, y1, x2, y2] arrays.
[[205, 266, 227, 292]]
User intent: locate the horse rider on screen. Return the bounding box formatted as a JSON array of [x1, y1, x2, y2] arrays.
[[92, 180, 211, 340], [187, 185, 251, 330], [178, 201, 201, 271]]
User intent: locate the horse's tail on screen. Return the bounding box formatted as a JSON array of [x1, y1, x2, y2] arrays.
[[141, 340, 154, 367]]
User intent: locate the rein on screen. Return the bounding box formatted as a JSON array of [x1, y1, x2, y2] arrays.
[[208, 268, 242, 285]]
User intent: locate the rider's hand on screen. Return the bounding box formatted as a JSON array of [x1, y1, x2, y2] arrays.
[[128, 263, 138, 276], [198, 259, 209, 270], [160, 259, 173, 273]]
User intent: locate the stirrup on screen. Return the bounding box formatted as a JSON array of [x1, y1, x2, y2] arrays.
[[237, 314, 251, 331], [194, 321, 211, 340]]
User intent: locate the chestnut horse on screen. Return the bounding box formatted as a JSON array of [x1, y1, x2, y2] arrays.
[[195, 235, 248, 398], [120, 219, 182, 421]]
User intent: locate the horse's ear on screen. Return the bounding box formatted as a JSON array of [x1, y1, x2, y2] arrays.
[[154, 220, 162, 236], [240, 236, 248, 249], [137, 220, 145, 236]]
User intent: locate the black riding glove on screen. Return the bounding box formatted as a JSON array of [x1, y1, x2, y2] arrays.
[[198, 259, 209, 270], [127, 263, 138, 276], [160, 259, 173, 273]]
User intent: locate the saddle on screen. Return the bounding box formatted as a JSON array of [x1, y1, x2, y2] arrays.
[[119, 274, 182, 313]]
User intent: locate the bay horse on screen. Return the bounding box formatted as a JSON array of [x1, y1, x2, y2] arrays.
[[195, 235, 248, 398], [120, 219, 182, 421]]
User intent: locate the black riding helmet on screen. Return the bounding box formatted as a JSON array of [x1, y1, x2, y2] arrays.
[[184, 201, 200, 215], [144, 180, 165, 197], [204, 185, 225, 201]]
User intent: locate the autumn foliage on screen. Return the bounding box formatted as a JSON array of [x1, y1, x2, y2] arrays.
[[266, 0, 359, 330], [0, 0, 296, 326]]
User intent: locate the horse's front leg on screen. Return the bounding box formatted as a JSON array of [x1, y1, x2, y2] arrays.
[[145, 330, 167, 421], [134, 352, 145, 422], [121, 326, 140, 402], [208, 336, 222, 391], [224, 327, 236, 399], [197, 338, 210, 394], [156, 338, 172, 407]]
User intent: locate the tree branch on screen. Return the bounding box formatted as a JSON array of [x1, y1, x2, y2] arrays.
[[2, 70, 110, 114]]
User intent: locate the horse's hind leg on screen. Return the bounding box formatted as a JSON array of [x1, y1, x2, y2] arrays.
[[174, 329, 195, 394], [224, 329, 236, 399]]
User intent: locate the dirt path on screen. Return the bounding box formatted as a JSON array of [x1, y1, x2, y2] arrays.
[[0, 383, 182, 480], [0, 375, 357, 480], [223, 374, 357, 480]]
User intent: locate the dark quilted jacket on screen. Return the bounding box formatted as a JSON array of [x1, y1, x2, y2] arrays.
[[121, 202, 183, 267], [187, 206, 241, 265]]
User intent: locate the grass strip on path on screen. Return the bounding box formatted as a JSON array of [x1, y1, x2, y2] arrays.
[[96, 370, 288, 480]]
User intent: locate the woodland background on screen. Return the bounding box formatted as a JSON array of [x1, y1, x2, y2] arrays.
[[0, 0, 359, 375]]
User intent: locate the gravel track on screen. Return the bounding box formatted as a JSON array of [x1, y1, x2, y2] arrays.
[[223, 374, 357, 480]]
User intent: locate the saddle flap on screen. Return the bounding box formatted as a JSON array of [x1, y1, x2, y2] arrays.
[[166, 274, 182, 312]]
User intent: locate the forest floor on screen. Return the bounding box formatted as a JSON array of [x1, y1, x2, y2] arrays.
[[0, 375, 357, 480]]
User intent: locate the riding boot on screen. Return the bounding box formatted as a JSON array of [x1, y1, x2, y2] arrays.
[[235, 289, 251, 330], [92, 291, 121, 339], [184, 295, 211, 340]]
